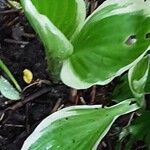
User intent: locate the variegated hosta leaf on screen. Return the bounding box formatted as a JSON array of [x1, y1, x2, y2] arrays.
[[21, 0, 77, 80], [119, 111, 150, 150], [128, 55, 150, 106], [61, 0, 150, 89], [0, 59, 21, 92], [0, 76, 21, 100], [30, 0, 86, 39], [21, 99, 139, 150], [145, 64, 150, 94], [113, 63, 150, 102]]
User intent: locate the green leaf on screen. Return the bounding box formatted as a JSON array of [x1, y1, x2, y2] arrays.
[[21, 0, 80, 81], [21, 99, 139, 150], [0, 76, 21, 100], [29, 0, 86, 39], [120, 111, 150, 150], [128, 55, 150, 106], [0, 59, 21, 92], [112, 75, 133, 103], [145, 65, 150, 94], [61, 0, 150, 89], [113, 58, 150, 102]]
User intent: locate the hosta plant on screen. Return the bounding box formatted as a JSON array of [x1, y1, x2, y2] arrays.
[[21, 0, 150, 89], [119, 111, 150, 149], [20, 0, 150, 149], [0, 59, 21, 100]]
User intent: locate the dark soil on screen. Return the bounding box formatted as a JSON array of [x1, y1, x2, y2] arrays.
[[0, 0, 149, 150]]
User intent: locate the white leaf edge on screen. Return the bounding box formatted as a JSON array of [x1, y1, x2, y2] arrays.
[[61, 47, 149, 89], [128, 55, 150, 98], [0, 76, 21, 100], [21, 99, 139, 150], [85, 0, 150, 24], [61, 0, 150, 89]]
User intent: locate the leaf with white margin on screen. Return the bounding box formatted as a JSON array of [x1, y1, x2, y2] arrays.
[[119, 111, 150, 150], [113, 64, 150, 103], [0, 76, 21, 100], [21, 99, 139, 150], [61, 0, 150, 89], [21, 0, 76, 81], [22, 0, 86, 39], [145, 64, 150, 94], [128, 55, 150, 107], [0, 59, 21, 92]]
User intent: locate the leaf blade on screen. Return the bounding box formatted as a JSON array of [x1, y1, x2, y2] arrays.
[[21, 0, 75, 80], [0, 76, 21, 100], [0, 59, 21, 92], [30, 0, 86, 39], [21, 99, 139, 150], [61, 0, 150, 89], [120, 111, 150, 149], [128, 55, 150, 106]]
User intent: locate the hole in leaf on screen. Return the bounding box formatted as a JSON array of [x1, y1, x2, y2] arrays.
[[145, 33, 150, 39], [125, 35, 137, 45]]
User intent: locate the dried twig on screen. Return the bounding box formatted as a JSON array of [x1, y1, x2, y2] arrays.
[[4, 38, 29, 45], [51, 98, 62, 113], [7, 87, 51, 111], [0, 87, 51, 124]]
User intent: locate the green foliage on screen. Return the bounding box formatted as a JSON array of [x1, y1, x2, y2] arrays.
[[145, 67, 150, 94], [21, 0, 150, 88], [21, 0, 85, 81], [20, 0, 150, 149], [0, 76, 21, 100], [128, 55, 150, 107], [119, 111, 150, 150], [112, 75, 133, 102], [21, 99, 139, 150], [61, 0, 150, 89], [0, 59, 21, 100], [0, 59, 21, 92], [113, 56, 150, 104]]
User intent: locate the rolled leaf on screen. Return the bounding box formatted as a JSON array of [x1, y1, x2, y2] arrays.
[[145, 65, 150, 94], [21, 0, 77, 81], [61, 0, 150, 89], [113, 67, 150, 102], [29, 0, 86, 39], [128, 55, 150, 106], [21, 99, 139, 150]]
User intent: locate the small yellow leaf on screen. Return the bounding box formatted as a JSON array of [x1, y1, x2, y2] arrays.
[[8, 0, 22, 9], [23, 69, 33, 84]]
